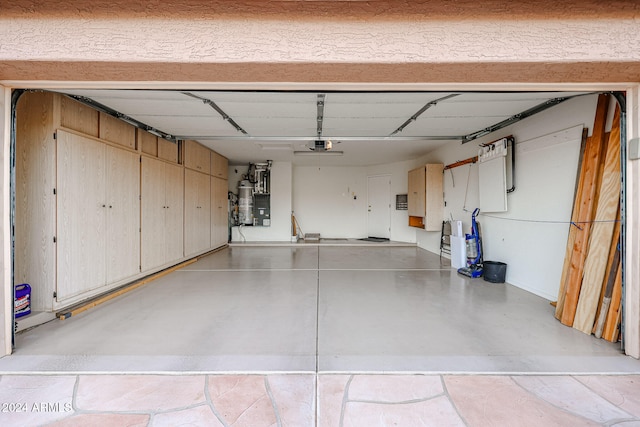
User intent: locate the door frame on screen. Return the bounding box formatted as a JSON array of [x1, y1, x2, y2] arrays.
[[367, 174, 391, 239], [2, 81, 639, 360]]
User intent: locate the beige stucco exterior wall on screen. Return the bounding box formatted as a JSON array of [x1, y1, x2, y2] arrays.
[[0, 0, 639, 358], [1, 1, 640, 83]]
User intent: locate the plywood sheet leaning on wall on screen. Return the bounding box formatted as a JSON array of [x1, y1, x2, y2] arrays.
[[603, 262, 623, 342], [555, 129, 588, 319], [573, 105, 621, 334], [592, 207, 621, 337], [558, 93, 610, 326]]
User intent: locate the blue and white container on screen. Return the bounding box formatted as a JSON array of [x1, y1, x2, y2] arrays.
[[15, 283, 31, 318]]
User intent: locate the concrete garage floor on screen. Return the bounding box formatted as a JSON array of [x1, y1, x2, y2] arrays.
[[2, 246, 640, 426]]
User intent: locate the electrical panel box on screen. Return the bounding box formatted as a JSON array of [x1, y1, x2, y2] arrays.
[[253, 193, 271, 226]]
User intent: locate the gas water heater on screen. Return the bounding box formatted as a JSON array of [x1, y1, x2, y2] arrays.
[[234, 161, 272, 227]]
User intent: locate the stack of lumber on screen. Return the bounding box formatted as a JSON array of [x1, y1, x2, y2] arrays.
[[554, 93, 622, 342]]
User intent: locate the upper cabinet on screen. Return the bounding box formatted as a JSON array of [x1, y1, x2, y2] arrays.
[[184, 139, 211, 174], [158, 138, 179, 163], [99, 112, 136, 150], [138, 129, 179, 163], [408, 163, 444, 231], [211, 151, 229, 179], [408, 166, 426, 218], [59, 95, 99, 137]]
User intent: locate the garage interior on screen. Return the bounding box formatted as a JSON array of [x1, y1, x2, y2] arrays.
[[6, 88, 639, 376], [3, 2, 640, 424]]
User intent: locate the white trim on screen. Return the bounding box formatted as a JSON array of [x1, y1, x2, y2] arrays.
[[1, 85, 11, 356], [0, 81, 633, 92], [625, 85, 640, 359], [2, 80, 639, 360]]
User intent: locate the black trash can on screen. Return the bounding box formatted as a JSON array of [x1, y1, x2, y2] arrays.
[[483, 261, 507, 283]]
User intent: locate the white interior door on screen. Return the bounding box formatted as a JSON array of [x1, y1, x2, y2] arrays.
[[367, 175, 391, 239]]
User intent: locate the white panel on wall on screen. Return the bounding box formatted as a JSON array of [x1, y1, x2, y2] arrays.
[[478, 140, 509, 213]]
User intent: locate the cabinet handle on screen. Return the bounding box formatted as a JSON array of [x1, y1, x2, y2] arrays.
[[102, 204, 106, 208], [109, 205, 112, 208]]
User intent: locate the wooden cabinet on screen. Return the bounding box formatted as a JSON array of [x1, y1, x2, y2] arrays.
[[211, 151, 229, 179], [184, 139, 211, 174], [56, 130, 140, 303], [139, 128, 159, 156], [184, 169, 211, 256], [158, 138, 178, 163], [105, 145, 141, 283], [139, 129, 179, 164], [408, 166, 426, 217], [99, 112, 136, 150], [56, 131, 107, 302], [141, 157, 185, 272], [164, 163, 185, 262], [408, 163, 444, 231], [59, 95, 99, 137], [211, 177, 229, 247], [15, 92, 228, 315], [15, 91, 58, 312]]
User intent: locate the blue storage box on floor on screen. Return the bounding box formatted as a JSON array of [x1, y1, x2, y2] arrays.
[[15, 283, 31, 318]]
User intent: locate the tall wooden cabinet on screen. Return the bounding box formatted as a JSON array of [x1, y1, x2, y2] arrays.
[[408, 167, 426, 218], [141, 156, 184, 272], [184, 169, 211, 256], [211, 177, 229, 247], [15, 92, 230, 315], [56, 130, 140, 303], [408, 163, 444, 231]]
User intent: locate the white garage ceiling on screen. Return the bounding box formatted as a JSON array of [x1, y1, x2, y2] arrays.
[[56, 89, 589, 166]]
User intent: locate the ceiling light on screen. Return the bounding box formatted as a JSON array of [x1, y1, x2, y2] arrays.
[[294, 151, 343, 156]]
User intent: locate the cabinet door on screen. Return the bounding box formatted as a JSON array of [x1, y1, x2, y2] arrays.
[[56, 131, 106, 302], [184, 169, 211, 256], [211, 151, 228, 179], [211, 177, 228, 247], [197, 171, 212, 251], [105, 146, 140, 283], [408, 167, 426, 217], [424, 163, 444, 232], [141, 157, 166, 272], [164, 162, 184, 263], [184, 140, 211, 174]]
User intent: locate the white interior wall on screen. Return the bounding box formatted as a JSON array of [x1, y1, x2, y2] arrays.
[[229, 161, 292, 242], [418, 95, 599, 300], [292, 166, 368, 239], [223, 96, 600, 302], [366, 158, 427, 242]]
